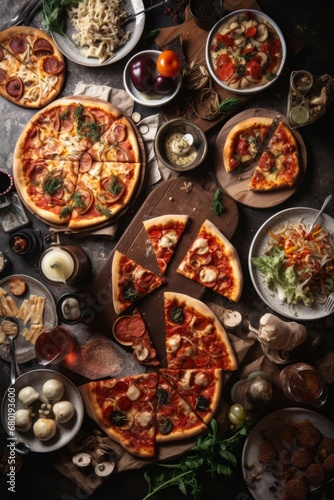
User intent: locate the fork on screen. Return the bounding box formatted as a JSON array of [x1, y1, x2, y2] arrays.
[[1, 0, 41, 30], [323, 292, 334, 315]]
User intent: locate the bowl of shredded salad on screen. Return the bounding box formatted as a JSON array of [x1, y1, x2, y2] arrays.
[[249, 207, 334, 320]]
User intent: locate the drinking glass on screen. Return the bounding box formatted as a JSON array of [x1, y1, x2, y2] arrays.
[[278, 363, 328, 407]]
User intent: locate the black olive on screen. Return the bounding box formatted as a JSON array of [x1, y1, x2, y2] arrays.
[[196, 395, 210, 412], [110, 410, 127, 427], [123, 284, 138, 302], [159, 418, 173, 435], [157, 388, 169, 406], [169, 306, 184, 324]]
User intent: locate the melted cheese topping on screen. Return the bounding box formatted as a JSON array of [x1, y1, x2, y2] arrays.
[[127, 384, 140, 401], [136, 411, 152, 427], [199, 267, 218, 283], [193, 238, 209, 255], [160, 231, 178, 249], [194, 372, 209, 387]]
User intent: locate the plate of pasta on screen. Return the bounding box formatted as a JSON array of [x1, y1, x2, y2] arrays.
[[248, 207, 334, 320], [51, 0, 145, 67]]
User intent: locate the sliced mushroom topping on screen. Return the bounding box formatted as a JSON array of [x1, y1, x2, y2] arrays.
[[254, 23, 268, 43], [132, 345, 149, 362], [230, 22, 245, 34], [94, 460, 115, 477], [72, 452, 92, 468], [255, 51, 268, 67]]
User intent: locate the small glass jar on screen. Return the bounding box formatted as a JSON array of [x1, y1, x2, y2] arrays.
[[9, 228, 43, 257], [278, 363, 328, 407]]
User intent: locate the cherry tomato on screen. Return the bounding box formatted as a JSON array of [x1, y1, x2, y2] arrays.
[[228, 403, 246, 426], [156, 50, 180, 78]]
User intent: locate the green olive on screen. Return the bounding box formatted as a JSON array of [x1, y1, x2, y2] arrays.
[[228, 403, 246, 426]]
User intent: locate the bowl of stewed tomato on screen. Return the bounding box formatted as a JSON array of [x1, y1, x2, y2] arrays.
[[205, 9, 286, 94]]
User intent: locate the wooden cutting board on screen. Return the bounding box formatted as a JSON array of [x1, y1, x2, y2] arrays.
[[89, 177, 239, 364], [155, 0, 305, 132]]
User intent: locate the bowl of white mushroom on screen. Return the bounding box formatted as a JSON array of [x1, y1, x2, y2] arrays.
[[1, 369, 84, 453]]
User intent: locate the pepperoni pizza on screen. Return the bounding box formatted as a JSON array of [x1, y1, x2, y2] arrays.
[[143, 214, 189, 274], [13, 97, 142, 229], [223, 117, 300, 191], [0, 27, 65, 108], [176, 219, 243, 302], [80, 367, 223, 457]]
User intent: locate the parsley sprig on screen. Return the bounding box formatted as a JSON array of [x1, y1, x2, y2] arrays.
[[143, 420, 248, 499], [212, 189, 225, 216], [42, 0, 81, 42]]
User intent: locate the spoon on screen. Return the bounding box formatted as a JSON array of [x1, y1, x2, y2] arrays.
[[122, 0, 168, 26], [307, 194, 332, 236], [2, 0, 41, 30], [2, 316, 21, 385]]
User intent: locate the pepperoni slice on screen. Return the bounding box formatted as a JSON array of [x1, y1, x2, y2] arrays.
[[6, 77, 23, 99], [33, 38, 54, 54], [42, 56, 65, 75], [0, 68, 8, 84], [79, 152, 93, 172], [193, 352, 211, 367], [74, 186, 94, 214], [117, 395, 132, 411], [0, 48, 4, 61], [9, 36, 27, 54], [101, 175, 125, 204], [112, 123, 127, 143], [112, 380, 129, 394], [246, 60, 262, 81], [215, 54, 235, 82], [127, 316, 146, 338]]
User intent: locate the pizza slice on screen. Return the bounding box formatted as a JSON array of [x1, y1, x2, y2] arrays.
[[160, 368, 223, 424], [176, 219, 243, 302], [14, 159, 79, 225], [113, 308, 160, 366], [223, 117, 273, 171], [0, 45, 56, 108], [249, 121, 300, 191], [79, 372, 159, 457], [86, 117, 141, 163], [112, 250, 166, 315], [67, 161, 141, 229], [155, 372, 206, 442], [143, 214, 189, 274]]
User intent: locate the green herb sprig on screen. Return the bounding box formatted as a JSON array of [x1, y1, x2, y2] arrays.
[[212, 189, 225, 216], [218, 97, 243, 115], [42, 0, 82, 43], [143, 420, 248, 499]]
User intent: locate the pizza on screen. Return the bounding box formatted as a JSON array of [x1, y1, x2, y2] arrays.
[[159, 368, 223, 425], [143, 214, 189, 274], [210, 10, 283, 92], [13, 97, 142, 229], [223, 117, 300, 192], [223, 117, 272, 172], [249, 121, 300, 191], [155, 372, 206, 442], [164, 291, 238, 370], [80, 372, 159, 457], [0, 27, 65, 108], [112, 250, 166, 315], [113, 308, 160, 366], [176, 219, 243, 302], [80, 367, 223, 456]]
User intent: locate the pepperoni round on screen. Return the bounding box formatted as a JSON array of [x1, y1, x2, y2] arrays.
[[6, 77, 23, 99], [193, 352, 211, 367], [127, 316, 146, 338], [112, 123, 127, 143], [9, 36, 27, 54], [42, 56, 65, 75], [0, 48, 4, 61], [74, 186, 94, 214], [112, 381, 129, 394], [216, 54, 235, 82], [246, 60, 262, 81], [101, 176, 125, 204], [79, 152, 93, 172], [0, 68, 8, 84], [117, 395, 132, 411], [33, 38, 54, 54]]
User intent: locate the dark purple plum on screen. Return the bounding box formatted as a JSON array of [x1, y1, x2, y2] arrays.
[[153, 75, 175, 95], [129, 57, 156, 93]]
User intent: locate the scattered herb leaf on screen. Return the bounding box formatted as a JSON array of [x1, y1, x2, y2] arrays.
[[42, 0, 82, 43], [212, 189, 225, 216], [218, 97, 243, 114]]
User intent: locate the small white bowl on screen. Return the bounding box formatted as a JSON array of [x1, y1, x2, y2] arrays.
[[123, 50, 182, 107], [206, 9, 287, 95]]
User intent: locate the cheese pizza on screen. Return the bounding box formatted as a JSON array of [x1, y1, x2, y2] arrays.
[[176, 219, 243, 302], [13, 98, 142, 229], [0, 27, 65, 108]]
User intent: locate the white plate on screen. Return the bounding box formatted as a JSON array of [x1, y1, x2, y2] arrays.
[[51, 0, 145, 67], [248, 207, 334, 320], [1, 369, 84, 453], [242, 408, 334, 500], [0, 274, 57, 364]]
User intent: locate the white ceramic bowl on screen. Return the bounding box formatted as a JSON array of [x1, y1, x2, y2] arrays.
[[123, 50, 182, 107], [205, 9, 287, 94]]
